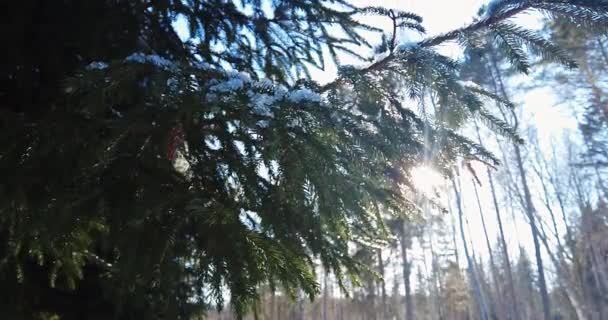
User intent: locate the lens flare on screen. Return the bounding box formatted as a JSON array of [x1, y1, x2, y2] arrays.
[[410, 165, 444, 195]]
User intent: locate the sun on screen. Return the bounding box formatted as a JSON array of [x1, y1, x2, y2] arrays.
[[410, 165, 445, 196]]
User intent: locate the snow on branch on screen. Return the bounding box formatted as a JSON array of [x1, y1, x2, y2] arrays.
[[287, 89, 322, 104], [457, 80, 482, 90], [124, 52, 178, 71], [86, 61, 109, 70], [203, 69, 324, 122]]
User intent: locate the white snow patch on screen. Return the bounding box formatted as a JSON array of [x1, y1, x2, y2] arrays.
[[458, 80, 482, 89], [204, 135, 222, 150], [257, 160, 279, 182], [86, 61, 109, 70], [287, 88, 321, 104], [209, 77, 245, 92], [124, 53, 177, 71], [398, 41, 419, 51], [249, 92, 277, 117], [173, 150, 191, 176], [239, 209, 261, 231], [193, 61, 213, 70], [109, 106, 124, 118], [373, 50, 391, 63], [256, 120, 269, 128], [287, 118, 304, 128], [225, 71, 251, 82], [252, 78, 288, 96], [233, 140, 246, 156], [255, 79, 275, 90]]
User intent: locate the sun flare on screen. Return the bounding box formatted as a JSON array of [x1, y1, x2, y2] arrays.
[[410, 165, 445, 196]]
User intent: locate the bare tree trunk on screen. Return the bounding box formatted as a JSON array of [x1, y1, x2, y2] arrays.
[[471, 178, 502, 318], [323, 271, 328, 320], [270, 290, 276, 320], [452, 174, 489, 320], [421, 240, 433, 320], [277, 297, 282, 320], [467, 215, 493, 320], [512, 126, 552, 320], [531, 137, 565, 252], [428, 225, 445, 320], [594, 166, 608, 200], [582, 219, 608, 317], [530, 143, 595, 319], [299, 296, 305, 320], [595, 37, 608, 67], [447, 193, 461, 269], [377, 250, 388, 320], [536, 220, 589, 320], [489, 51, 552, 320], [568, 145, 608, 304], [487, 167, 520, 320], [338, 288, 344, 320], [398, 220, 414, 320]]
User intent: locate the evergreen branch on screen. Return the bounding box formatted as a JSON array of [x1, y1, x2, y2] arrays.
[[484, 0, 528, 16], [535, 1, 608, 31], [320, 2, 533, 92], [394, 11, 424, 23], [492, 28, 531, 73], [442, 128, 501, 166], [463, 83, 516, 109], [477, 107, 524, 143], [397, 21, 426, 34], [359, 7, 423, 23], [492, 22, 577, 68]]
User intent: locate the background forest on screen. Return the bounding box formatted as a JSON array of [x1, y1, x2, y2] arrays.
[[1, 0, 608, 320]]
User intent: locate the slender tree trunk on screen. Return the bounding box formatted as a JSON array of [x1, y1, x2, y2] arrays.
[[595, 37, 608, 67], [323, 271, 328, 320], [466, 214, 493, 320], [298, 296, 305, 320], [487, 167, 520, 320], [377, 249, 388, 320], [583, 224, 608, 316], [452, 175, 489, 320], [532, 148, 595, 319], [338, 287, 344, 320], [270, 289, 276, 320], [399, 220, 414, 320], [428, 226, 445, 320], [531, 140, 565, 253], [277, 297, 282, 320], [512, 133, 552, 320], [489, 51, 552, 320], [536, 222, 589, 320], [472, 178, 502, 319], [422, 241, 433, 320], [594, 166, 608, 200], [448, 194, 461, 269]]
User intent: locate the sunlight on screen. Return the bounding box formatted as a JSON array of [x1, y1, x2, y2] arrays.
[[410, 165, 445, 196]]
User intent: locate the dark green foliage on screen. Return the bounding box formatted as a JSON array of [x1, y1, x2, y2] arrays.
[[2, 0, 608, 319]]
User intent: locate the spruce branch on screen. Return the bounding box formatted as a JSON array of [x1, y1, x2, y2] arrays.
[[320, 2, 532, 92]]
